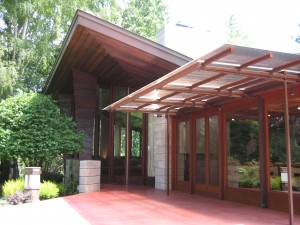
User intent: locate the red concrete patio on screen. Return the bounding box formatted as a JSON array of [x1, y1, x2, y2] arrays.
[[64, 185, 299, 225], [1, 185, 299, 225]]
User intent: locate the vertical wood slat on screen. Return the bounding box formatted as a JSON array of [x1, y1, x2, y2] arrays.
[[73, 69, 97, 160]]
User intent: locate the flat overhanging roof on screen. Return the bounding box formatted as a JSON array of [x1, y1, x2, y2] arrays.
[[104, 44, 300, 115]]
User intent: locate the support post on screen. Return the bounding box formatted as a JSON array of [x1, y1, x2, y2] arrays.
[[166, 114, 170, 196], [283, 81, 294, 225], [126, 111, 130, 186]]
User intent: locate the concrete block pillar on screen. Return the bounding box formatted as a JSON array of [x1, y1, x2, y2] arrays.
[[77, 160, 101, 193], [24, 167, 41, 202], [154, 116, 171, 190]]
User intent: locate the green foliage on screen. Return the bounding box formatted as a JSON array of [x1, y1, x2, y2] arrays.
[[0, 92, 85, 167], [121, 0, 167, 41], [238, 164, 260, 188], [0, 41, 18, 99], [2, 178, 24, 197], [227, 14, 250, 46], [39, 181, 59, 200], [41, 171, 64, 184], [270, 176, 281, 190], [229, 119, 259, 163], [57, 182, 67, 196], [64, 177, 79, 195], [0, 0, 164, 92]]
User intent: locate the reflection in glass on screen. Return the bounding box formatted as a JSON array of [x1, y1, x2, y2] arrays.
[[129, 112, 143, 184], [227, 109, 260, 189], [269, 113, 300, 192], [99, 88, 110, 179], [113, 88, 127, 183], [196, 118, 205, 184], [177, 121, 190, 181], [209, 116, 219, 185]]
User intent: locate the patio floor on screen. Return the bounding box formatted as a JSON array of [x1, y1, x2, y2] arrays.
[[1, 185, 299, 225]]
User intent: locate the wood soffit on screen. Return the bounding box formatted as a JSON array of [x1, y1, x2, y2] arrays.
[[44, 10, 191, 94], [104, 44, 300, 115]]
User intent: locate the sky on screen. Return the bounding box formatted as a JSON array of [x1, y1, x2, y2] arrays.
[[163, 0, 300, 55]]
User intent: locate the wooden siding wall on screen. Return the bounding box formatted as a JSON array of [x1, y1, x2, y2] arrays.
[[73, 69, 97, 160], [58, 94, 72, 117]]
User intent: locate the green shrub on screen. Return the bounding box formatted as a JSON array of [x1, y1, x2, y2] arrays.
[[5, 191, 32, 205], [39, 181, 59, 200], [57, 182, 66, 196], [2, 179, 24, 197], [270, 176, 281, 190], [64, 177, 78, 195], [41, 171, 64, 184]]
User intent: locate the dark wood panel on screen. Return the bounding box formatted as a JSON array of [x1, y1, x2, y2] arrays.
[[73, 69, 97, 160], [268, 191, 300, 214], [225, 188, 260, 207]]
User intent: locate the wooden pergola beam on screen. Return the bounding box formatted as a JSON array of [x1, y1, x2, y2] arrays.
[[272, 58, 300, 73], [189, 73, 226, 88], [159, 86, 243, 97], [202, 47, 234, 66], [238, 53, 272, 69]]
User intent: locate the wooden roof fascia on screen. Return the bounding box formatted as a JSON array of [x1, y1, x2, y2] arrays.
[[75, 11, 191, 66], [238, 53, 273, 69]]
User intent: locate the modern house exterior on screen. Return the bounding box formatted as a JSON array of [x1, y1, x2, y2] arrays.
[[45, 10, 300, 220]]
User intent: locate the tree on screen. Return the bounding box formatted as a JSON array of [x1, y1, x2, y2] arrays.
[[0, 0, 122, 92], [227, 14, 250, 46], [121, 0, 167, 41], [0, 92, 85, 167], [0, 41, 18, 99]]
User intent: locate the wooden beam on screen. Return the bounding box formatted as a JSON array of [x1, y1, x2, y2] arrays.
[[160, 86, 243, 97], [272, 58, 300, 73], [202, 65, 300, 83], [238, 53, 272, 69], [218, 77, 253, 90], [189, 73, 226, 88], [202, 47, 234, 66]]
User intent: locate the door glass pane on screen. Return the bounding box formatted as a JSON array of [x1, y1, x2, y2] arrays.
[[177, 121, 190, 181], [227, 108, 260, 189], [209, 116, 219, 185], [113, 88, 127, 184], [129, 112, 143, 184], [269, 99, 300, 192], [99, 88, 110, 181], [196, 118, 206, 184]]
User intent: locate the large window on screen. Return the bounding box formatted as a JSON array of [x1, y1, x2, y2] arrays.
[[196, 118, 205, 184], [227, 108, 260, 189], [268, 105, 300, 192], [99, 88, 111, 177]]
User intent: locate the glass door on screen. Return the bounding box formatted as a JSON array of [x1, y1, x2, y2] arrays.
[[194, 115, 220, 197], [175, 120, 190, 192]]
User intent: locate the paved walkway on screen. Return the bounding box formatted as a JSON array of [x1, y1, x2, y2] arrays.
[[1, 185, 299, 225]]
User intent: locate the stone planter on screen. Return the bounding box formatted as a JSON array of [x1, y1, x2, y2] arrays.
[[24, 167, 41, 202]]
